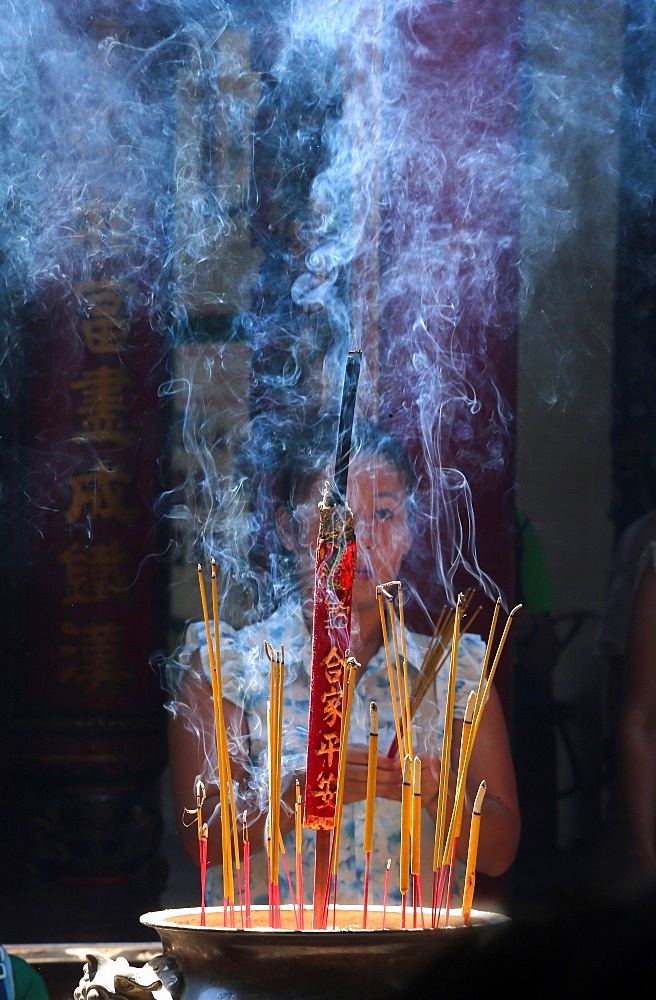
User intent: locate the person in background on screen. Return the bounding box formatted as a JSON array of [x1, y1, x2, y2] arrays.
[[0, 948, 49, 1000], [594, 510, 656, 863], [167, 417, 520, 909], [620, 536, 656, 882]]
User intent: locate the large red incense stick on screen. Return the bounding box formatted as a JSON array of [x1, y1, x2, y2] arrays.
[[303, 483, 357, 926], [303, 350, 361, 929]]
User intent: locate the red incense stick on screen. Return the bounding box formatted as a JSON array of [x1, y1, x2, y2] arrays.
[[303, 351, 361, 928], [382, 858, 391, 929]]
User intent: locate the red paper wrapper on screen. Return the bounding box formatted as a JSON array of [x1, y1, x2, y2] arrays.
[[303, 484, 357, 831]]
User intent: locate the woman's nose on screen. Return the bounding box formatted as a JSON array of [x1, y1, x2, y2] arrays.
[[358, 524, 374, 548]]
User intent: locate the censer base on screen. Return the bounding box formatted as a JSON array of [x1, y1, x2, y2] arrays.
[[130, 904, 510, 1000]]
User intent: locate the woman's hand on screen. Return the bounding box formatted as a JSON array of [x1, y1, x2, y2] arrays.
[[341, 743, 404, 804]]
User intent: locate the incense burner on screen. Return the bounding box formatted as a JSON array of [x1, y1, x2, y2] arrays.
[[74, 905, 509, 1000]]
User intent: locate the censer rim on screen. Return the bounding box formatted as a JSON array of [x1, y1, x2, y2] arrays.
[[140, 904, 510, 935]]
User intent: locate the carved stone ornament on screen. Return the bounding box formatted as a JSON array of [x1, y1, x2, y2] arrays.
[[74, 951, 183, 1000]]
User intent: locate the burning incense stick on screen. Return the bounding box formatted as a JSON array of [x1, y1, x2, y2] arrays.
[[377, 586, 404, 756], [439, 602, 502, 875], [382, 858, 391, 929], [432, 594, 465, 881], [445, 600, 521, 870], [437, 600, 521, 922], [197, 562, 235, 920], [242, 811, 251, 927], [334, 350, 362, 500], [442, 691, 476, 884], [411, 756, 424, 928], [304, 353, 360, 928], [295, 780, 304, 929], [183, 779, 208, 925], [265, 640, 285, 923], [277, 829, 299, 928], [326, 654, 358, 926], [396, 584, 413, 760], [462, 780, 487, 924], [400, 754, 413, 927], [362, 700, 378, 927], [378, 581, 413, 760], [441, 690, 476, 923], [386, 589, 479, 760], [407, 590, 478, 723], [303, 484, 356, 926]]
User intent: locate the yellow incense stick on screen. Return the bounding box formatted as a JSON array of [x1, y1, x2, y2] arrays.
[[265, 642, 285, 889], [363, 701, 379, 855], [197, 563, 234, 905], [266, 701, 275, 885], [409, 594, 479, 717], [386, 586, 412, 760], [433, 593, 464, 872], [295, 779, 303, 926], [411, 756, 422, 879], [462, 780, 487, 923], [439, 599, 500, 859], [196, 778, 206, 838], [295, 778, 303, 861], [400, 754, 413, 898], [441, 602, 521, 867], [440, 690, 476, 867], [331, 656, 358, 877], [211, 559, 238, 907], [471, 597, 501, 722], [384, 582, 413, 760], [377, 586, 405, 762]]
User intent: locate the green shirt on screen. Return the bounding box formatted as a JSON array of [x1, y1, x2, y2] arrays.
[[0, 950, 49, 1000]]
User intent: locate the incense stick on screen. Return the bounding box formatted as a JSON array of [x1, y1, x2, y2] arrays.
[[183, 779, 208, 925], [382, 858, 391, 929], [295, 780, 304, 929], [446, 601, 521, 869], [362, 700, 378, 928], [433, 594, 464, 872], [411, 756, 424, 929], [377, 585, 405, 762], [387, 590, 479, 759], [334, 350, 362, 500], [211, 558, 244, 921], [442, 691, 477, 925], [439, 601, 502, 874], [431, 593, 465, 926], [265, 641, 285, 927], [462, 780, 487, 924], [437, 601, 521, 922], [326, 654, 358, 927], [408, 592, 479, 719], [440, 690, 476, 888], [242, 810, 251, 927], [399, 754, 413, 927], [197, 562, 235, 922]]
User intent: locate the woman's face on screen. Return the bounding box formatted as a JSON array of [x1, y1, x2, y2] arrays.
[[279, 452, 413, 615]]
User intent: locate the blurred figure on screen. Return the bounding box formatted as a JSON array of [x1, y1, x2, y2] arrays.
[[595, 509, 656, 887], [620, 539, 656, 881]]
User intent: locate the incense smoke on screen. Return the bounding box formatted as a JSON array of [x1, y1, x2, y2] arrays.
[[0, 1, 633, 631]]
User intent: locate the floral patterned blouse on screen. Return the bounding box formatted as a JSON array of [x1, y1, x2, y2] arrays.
[[183, 597, 486, 909]]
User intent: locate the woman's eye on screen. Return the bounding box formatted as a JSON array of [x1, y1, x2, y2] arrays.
[[375, 506, 395, 522]]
